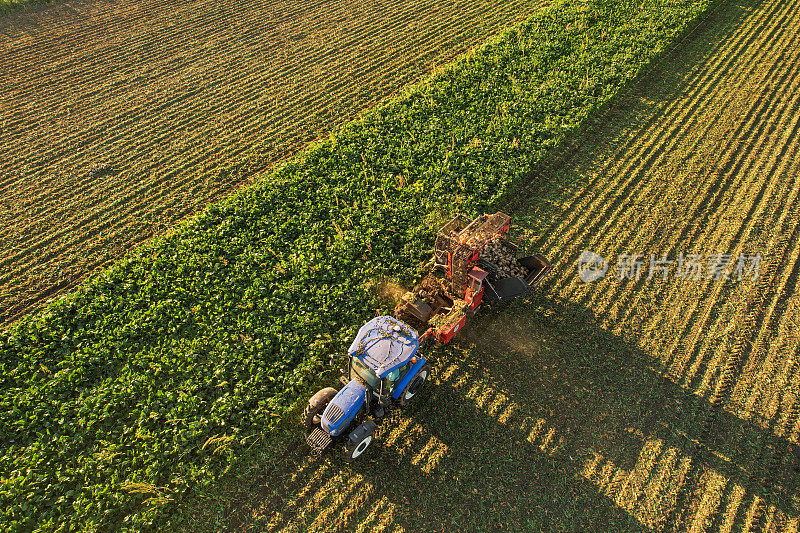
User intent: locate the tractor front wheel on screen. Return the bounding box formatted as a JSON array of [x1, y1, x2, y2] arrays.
[[399, 364, 430, 406], [342, 420, 378, 462], [301, 387, 337, 429]]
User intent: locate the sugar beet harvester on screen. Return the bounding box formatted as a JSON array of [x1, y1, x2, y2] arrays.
[[302, 212, 551, 461]]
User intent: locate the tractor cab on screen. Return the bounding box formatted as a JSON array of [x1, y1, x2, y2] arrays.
[[346, 316, 426, 406], [350, 356, 409, 397]]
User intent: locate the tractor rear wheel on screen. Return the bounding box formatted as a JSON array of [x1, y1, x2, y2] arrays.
[[342, 420, 378, 462], [301, 387, 337, 429], [399, 364, 430, 406]]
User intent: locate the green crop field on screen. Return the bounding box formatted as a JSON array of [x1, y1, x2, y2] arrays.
[[5, 0, 797, 530]]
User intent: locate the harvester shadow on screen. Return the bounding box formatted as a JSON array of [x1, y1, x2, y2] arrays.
[[223, 295, 799, 531]]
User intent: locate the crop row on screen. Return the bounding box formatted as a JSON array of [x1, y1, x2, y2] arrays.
[[0, 0, 712, 529]]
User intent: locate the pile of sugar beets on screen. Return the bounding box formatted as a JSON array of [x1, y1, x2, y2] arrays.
[[482, 237, 528, 278]]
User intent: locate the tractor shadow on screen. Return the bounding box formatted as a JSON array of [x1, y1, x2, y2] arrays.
[[221, 295, 800, 531]]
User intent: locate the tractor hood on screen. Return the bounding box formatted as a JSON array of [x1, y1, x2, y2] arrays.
[[320, 380, 367, 437]]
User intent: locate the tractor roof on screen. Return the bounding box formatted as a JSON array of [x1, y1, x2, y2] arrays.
[[348, 316, 419, 378]]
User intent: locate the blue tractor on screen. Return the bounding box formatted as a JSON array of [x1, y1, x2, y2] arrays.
[[302, 212, 551, 460], [303, 316, 428, 461]]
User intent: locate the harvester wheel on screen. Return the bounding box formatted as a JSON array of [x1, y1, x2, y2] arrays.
[[342, 420, 377, 462], [399, 364, 430, 406], [301, 387, 337, 429]]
